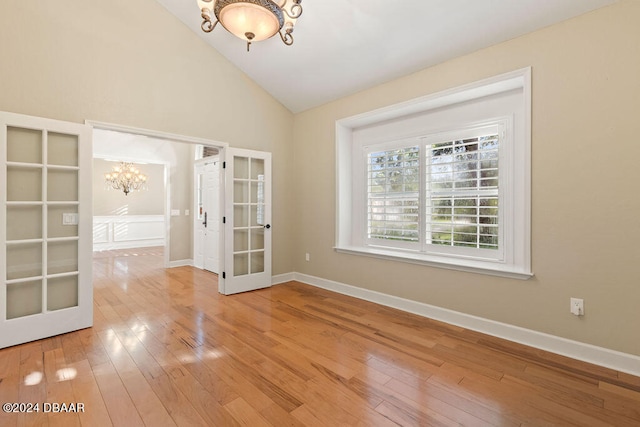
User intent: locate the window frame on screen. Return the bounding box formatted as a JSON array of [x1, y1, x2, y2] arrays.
[[336, 68, 532, 279]]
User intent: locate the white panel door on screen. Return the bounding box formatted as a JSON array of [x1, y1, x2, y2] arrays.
[[0, 111, 92, 349], [220, 148, 271, 295], [194, 160, 220, 274], [203, 161, 219, 273]]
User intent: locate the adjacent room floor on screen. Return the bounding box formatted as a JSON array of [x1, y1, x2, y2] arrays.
[[0, 247, 639, 426]]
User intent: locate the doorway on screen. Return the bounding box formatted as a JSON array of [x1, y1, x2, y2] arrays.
[[88, 121, 273, 296], [90, 124, 226, 269]]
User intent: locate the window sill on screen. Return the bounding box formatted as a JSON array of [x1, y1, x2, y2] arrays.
[[334, 245, 533, 280]]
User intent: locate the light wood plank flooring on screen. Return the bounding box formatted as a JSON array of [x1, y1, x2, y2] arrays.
[[1, 247, 639, 426]]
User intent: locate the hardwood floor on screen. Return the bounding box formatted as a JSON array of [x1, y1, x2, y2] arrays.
[[1, 247, 639, 426]]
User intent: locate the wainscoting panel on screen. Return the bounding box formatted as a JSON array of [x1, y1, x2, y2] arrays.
[[93, 215, 165, 251]]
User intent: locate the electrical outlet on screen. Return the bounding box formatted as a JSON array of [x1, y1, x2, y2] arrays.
[[305, 253, 310, 262], [570, 298, 584, 316]]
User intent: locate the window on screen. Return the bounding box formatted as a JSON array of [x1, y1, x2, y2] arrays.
[[365, 122, 506, 260], [336, 68, 531, 278]]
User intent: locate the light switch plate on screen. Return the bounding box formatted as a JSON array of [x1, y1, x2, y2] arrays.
[[62, 213, 79, 225]]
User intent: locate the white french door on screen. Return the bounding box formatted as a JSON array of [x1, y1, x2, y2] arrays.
[[0, 111, 92, 349], [220, 148, 271, 295]]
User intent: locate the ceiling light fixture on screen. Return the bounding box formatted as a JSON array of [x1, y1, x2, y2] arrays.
[[197, 0, 303, 51], [105, 162, 147, 196]]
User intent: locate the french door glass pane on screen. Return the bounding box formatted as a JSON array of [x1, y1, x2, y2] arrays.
[[7, 243, 42, 280], [7, 281, 42, 319], [251, 181, 260, 203], [234, 157, 249, 179], [47, 241, 78, 275], [47, 169, 78, 201], [234, 229, 249, 252], [7, 167, 42, 201], [7, 205, 42, 240], [250, 158, 264, 179], [47, 133, 78, 166], [250, 228, 264, 250], [47, 205, 78, 238], [250, 252, 264, 273], [251, 205, 262, 226], [7, 127, 41, 164], [234, 205, 249, 227], [47, 276, 78, 311], [234, 181, 249, 203], [234, 253, 249, 276]]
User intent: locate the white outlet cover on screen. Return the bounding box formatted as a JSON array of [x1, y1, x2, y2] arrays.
[[570, 298, 584, 316]]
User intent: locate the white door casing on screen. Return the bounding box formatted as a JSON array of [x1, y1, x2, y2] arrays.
[[0, 111, 93, 349]]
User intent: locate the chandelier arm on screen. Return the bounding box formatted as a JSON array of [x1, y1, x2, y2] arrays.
[[283, 3, 303, 20], [279, 30, 294, 46], [201, 18, 219, 33]]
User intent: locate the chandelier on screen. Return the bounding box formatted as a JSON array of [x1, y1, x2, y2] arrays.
[[104, 162, 147, 196], [197, 0, 303, 51]]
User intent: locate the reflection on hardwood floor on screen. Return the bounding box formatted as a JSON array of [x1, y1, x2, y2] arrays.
[[1, 247, 639, 426]]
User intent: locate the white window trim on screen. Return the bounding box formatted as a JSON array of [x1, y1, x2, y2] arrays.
[[335, 68, 532, 279]]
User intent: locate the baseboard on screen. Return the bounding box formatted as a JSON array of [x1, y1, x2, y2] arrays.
[[282, 272, 640, 377], [272, 272, 296, 285], [168, 259, 193, 268]]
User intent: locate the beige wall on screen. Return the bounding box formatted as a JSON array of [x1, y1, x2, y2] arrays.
[[0, 0, 294, 274], [292, 0, 640, 357], [93, 159, 165, 216]]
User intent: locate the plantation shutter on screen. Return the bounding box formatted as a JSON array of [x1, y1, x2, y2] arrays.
[[424, 126, 500, 250], [366, 145, 420, 246]]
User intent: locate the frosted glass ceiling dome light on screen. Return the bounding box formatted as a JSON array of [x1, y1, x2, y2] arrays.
[[219, 3, 279, 42], [197, 0, 303, 51]]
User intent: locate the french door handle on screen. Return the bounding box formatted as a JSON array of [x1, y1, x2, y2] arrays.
[[203, 211, 207, 228]]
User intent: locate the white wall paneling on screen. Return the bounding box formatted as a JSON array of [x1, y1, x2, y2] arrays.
[[93, 215, 165, 251]]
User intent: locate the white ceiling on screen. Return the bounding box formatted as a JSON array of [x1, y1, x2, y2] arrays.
[[155, 0, 616, 113]]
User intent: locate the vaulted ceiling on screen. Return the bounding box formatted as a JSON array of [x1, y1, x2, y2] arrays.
[[156, 0, 617, 113]]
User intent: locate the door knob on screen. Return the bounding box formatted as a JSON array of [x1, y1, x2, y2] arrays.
[[264, 224, 271, 229]]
